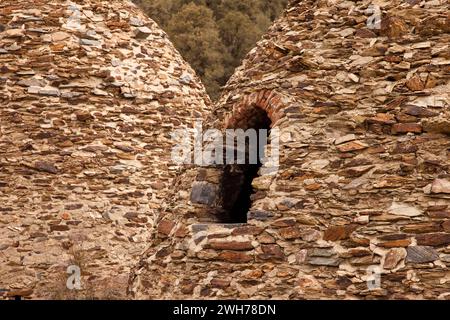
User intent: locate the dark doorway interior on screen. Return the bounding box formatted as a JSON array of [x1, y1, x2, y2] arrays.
[[217, 107, 272, 223]]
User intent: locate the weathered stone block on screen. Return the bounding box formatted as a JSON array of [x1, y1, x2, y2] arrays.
[[208, 240, 254, 251], [210, 278, 230, 288], [308, 257, 341, 267], [158, 219, 175, 236], [336, 141, 368, 153], [403, 105, 438, 118], [380, 16, 408, 38], [218, 251, 253, 263], [323, 225, 357, 241], [34, 161, 58, 174], [388, 202, 422, 217], [49, 224, 70, 232], [247, 210, 274, 221], [406, 246, 439, 263], [134, 26, 152, 39], [384, 248, 406, 269], [430, 179, 450, 194], [231, 226, 263, 236], [423, 119, 450, 135], [259, 244, 285, 261], [279, 227, 302, 240], [378, 238, 411, 248], [391, 123, 423, 134], [416, 233, 450, 247]]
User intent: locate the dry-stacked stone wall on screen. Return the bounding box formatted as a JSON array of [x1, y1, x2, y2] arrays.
[[0, 0, 211, 299], [130, 0, 449, 299]]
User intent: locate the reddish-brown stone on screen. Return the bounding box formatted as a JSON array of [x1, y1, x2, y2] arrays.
[[340, 248, 372, 258], [404, 105, 438, 118], [210, 278, 231, 288], [180, 280, 196, 294], [323, 225, 358, 241], [158, 219, 175, 236], [49, 224, 70, 232], [383, 248, 406, 269], [304, 183, 322, 191], [355, 28, 377, 38], [259, 244, 285, 261], [208, 240, 254, 251], [150, 182, 166, 190], [7, 288, 33, 298], [75, 110, 93, 122], [416, 233, 450, 246], [442, 221, 450, 232], [34, 161, 58, 174], [231, 226, 264, 236], [218, 251, 253, 263], [378, 234, 408, 240], [271, 218, 296, 227], [427, 210, 450, 219], [61, 212, 71, 220], [279, 227, 302, 240], [402, 223, 442, 234], [393, 141, 418, 154], [366, 113, 397, 125], [380, 16, 408, 38], [391, 123, 423, 134], [378, 238, 412, 248], [406, 75, 425, 91], [336, 141, 369, 153], [395, 113, 418, 123]]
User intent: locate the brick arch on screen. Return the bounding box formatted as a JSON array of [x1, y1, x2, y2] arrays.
[[188, 90, 286, 223], [224, 90, 286, 129]]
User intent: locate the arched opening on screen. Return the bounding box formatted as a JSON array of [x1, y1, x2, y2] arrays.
[[217, 106, 272, 223]]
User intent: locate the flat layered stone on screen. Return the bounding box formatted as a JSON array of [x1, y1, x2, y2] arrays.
[[406, 246, 439, 263], [406, 75, 425, 91], [279, 227, 302, 240], [323, 225, 358, 241], [259, 244, 285, 261], [423, 119, 450, 135], [158, 220, 175, 236], [208, 240, 253, 251], [231, 226, 264, 236], [416, 233, 450, 247], [336, 141, 369, 153], [218, 251, 253, 263], [309, 248, 335, 257], [403, 105, 438, 118], [384, 248, 406, 269], [391, 123, 423, 134], [378, 238, 412, 248]]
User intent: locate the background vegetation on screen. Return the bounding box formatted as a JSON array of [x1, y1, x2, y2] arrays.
[[133, 0, 288, 99]]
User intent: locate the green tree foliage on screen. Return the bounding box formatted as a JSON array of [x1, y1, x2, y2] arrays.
[[133, 0, 288, 99], [166, 3, 227, 97]]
